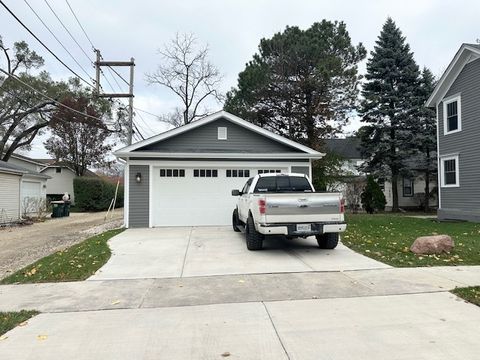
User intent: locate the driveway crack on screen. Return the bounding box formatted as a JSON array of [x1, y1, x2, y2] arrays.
[[180, 227, 194, 277], [262, 302, 291, 360]]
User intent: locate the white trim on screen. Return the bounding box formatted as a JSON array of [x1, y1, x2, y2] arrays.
[[148, 164, 153, 228], [426, 44, 480, 107], [129, 159, 310, 168], [124, 163, 129, 228], [442, 93, 462, 135], [114, 110, 322, 156], [436, 106, 442, 209], [116, 151, 323, 160], [440, 154, 460, 188], [10, 154, 45, 167]]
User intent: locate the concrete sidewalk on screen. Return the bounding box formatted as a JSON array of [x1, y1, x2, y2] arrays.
[[1, 292, 479, 360], [1, 266, 479, 313]]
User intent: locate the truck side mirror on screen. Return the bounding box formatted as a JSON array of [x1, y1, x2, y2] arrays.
[[231, 189, 241, 196]]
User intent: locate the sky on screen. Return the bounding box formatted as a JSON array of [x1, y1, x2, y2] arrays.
[[1, 0, 479, 158]]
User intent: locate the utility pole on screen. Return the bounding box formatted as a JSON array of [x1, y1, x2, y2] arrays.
[[94, 49, 135, 145]]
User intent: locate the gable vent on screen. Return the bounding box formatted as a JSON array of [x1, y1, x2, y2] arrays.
[[217, 127, 227, 140]]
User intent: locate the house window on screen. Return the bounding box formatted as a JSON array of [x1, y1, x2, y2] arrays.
[[226, 169, 250, 178], [217, 127, 227, 140], [440, 155, 459, 187], [403, 178, 414, 197], [193, 169, 218, 177], [160, 169, 185, 177], [443, 95, 461, 134], [258, 169, 282, 174], [55, 167, 61, 173]]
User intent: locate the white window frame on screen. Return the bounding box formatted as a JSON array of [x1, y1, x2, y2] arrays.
[[440, 154, 459, 188], [443, 94, 462, 135], [217, 127, 227, 140]]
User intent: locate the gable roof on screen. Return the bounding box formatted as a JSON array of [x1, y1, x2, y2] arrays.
[[39, 161, 97, 177], [426, 43, 480, 107], [114, 110, 324, 159], [323, 138, 362, 159], [0, 160, 50, 179]]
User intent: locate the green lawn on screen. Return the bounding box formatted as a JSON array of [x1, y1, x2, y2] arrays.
[[451, 286, 480, 307], [0, 310, 39, 336], [1, 228, 124, 284], [342, 214, 480, 267]]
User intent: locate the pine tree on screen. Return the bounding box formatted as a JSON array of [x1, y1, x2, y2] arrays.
[[359, 18, 420, 212], [404, 68, 437, 211], [361, 175, 386, 214]]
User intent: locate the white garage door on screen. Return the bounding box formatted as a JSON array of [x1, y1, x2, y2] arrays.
[[152, 166, 288, 226], [22, 181, 42, 201]]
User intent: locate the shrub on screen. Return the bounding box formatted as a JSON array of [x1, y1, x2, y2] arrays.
[[74, 177, 124, 211], [361, 175, 386, 214]]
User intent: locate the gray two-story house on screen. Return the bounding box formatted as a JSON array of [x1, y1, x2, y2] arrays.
[[426, 43, 480, 221]]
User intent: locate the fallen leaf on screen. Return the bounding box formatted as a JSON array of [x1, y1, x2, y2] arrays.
[[111, 300, 121, 305], [0, 335, 8, 341], [18, 321, 29, 327], [37, 335, 48, 341], [238, 279, 245, 283], [221, 352, 231, 357]]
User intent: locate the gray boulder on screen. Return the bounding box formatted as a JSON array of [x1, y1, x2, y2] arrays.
[[410, 235, 454, 255]]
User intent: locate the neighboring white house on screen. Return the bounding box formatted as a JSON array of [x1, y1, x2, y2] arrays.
[[34, 160, 97, 204], [324, 138, 438, 210], [5, 154, 50, 216], [0, 157, 50, 222]]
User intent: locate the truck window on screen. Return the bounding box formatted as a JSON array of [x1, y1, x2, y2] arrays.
[[254, 176, 313, 193], [241, 178, 253, 194]]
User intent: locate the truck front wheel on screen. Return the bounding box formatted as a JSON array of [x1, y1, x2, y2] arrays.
[[232, 209, 241, 232], [316, 233, 339, 249], [246, 216, 264, 250]]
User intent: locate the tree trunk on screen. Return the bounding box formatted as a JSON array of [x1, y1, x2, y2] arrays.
[[424, 170, 430, 213], [391, 172, 399, 212]]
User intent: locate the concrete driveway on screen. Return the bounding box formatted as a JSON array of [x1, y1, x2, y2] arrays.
[[90, 226, 389, 280]]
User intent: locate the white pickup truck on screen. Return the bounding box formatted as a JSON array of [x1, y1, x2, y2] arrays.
[[231, 173, 346, 250]]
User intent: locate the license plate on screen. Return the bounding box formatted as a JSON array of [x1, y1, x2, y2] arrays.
[[296, 224, 311, 232]]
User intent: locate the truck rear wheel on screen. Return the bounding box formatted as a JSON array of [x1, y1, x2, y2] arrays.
[[316, 233, 339, 249], [232, 209, 241, 232], [246, 216, 264, 250]]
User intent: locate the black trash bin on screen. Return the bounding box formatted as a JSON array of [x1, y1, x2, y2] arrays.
[[63, 201, 71, 217], [51, 201, 64, 218]]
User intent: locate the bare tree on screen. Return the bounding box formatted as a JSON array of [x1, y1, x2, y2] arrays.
[[146, 33, 223, 126]]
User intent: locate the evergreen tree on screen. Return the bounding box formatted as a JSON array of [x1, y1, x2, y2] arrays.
[[404, 68, 437, 211], [224, 20, 366, 149], [359, 18, 420, 212], [361, 175, 386, 214]]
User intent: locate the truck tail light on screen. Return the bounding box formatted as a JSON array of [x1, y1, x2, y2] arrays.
[[259, 199, 266, 215], [340, 198, 345, 213]]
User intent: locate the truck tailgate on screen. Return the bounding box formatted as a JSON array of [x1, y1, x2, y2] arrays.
[[263, 193, 343, 223]]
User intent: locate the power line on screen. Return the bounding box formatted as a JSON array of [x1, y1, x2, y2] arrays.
[[22, 0, 92, 81], [0, 0, 94, 88], [64, 0, 95, 50], [135, 109, 155, 135], [106, 66, 124, 91], [107, 65, 129, 86], [133, 106, 161, 118], [42, 0, 92, 64]]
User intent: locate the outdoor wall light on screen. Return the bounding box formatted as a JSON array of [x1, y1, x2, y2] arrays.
[[136, 172, 142, 183]]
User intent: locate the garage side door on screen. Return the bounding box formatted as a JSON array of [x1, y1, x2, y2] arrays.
[[152, 166, 287, 226], [0, 173, 21, 223]]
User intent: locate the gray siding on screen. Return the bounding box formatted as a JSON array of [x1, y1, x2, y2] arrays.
[[136, 118, 303, 153], [438, 58, 480, 219], [129, 165, 149, 228]]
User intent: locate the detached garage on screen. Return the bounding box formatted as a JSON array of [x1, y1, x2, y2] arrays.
[[115, 111, 324, 227]]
